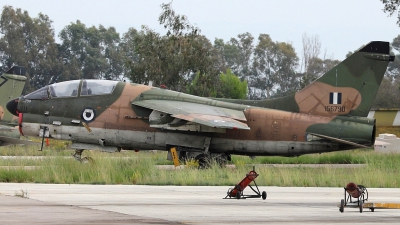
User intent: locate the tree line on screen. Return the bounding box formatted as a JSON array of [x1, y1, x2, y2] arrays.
[[0, 3, 399, 108]]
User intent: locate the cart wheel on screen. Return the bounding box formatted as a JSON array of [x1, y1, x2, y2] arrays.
[[227, 188, 233, 197], [262, 191, 267, 200], [236, 191, 241, 199], [339, 199, 344, 213], [370, 208, 374, 212], [359, 203, 363, 213]]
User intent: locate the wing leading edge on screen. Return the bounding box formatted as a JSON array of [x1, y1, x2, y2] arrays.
[[132, 99, 250, 130]]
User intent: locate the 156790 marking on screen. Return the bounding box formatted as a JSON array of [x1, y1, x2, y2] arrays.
[[325, 106, 346, 112]]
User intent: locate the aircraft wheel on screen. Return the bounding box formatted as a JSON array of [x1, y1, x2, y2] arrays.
[[262, 191, 267, 200], [195, 154, 210, 169], [213, 154, 229, 167], [339, 199, 344, 213]]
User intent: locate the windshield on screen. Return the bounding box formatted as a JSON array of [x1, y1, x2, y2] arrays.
[[24, 86, 49, 100]]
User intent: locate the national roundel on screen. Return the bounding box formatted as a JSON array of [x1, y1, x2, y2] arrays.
[[81, 107, 96, 123]]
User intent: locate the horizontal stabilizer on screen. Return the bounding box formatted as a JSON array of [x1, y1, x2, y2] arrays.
[[307, 132, 369, 148]]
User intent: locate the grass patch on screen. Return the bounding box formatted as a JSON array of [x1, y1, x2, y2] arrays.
[[0, 137, 399, 187], [231, 150, 369, 164], [0, 149, 399, 187]]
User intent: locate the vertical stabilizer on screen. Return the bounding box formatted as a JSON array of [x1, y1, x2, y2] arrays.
[[211, 41, 393, 117], [294, 41, 393, 117]]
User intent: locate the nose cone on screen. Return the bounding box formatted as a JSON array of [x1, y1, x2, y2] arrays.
[[6, 98, 19, 116]]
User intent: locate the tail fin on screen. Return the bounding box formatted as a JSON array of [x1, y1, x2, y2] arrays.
[[0, 66, 27, 123], [212, 41, 392, 117], [294, 41, 393, 117]]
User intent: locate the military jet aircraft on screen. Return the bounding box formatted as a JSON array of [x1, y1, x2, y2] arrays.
[[0, 66, 36, 146], [6, 41, 394, 165]]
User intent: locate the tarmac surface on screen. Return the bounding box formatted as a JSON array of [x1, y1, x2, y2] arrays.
[[1, 183, 400, 224]]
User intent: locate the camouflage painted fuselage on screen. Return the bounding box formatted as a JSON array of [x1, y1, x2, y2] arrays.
[[15, 81, 374, 156], [8, 41, 392, 157]]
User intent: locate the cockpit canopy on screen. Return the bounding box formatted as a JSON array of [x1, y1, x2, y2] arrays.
[[24, 80, 118, 100]]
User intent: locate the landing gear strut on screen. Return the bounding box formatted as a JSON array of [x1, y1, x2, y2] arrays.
[[73, 149, 92, 163]]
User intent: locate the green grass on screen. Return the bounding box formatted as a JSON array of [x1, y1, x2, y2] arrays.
[[231, 150, 369, 165], [0, 139, 400, 187]]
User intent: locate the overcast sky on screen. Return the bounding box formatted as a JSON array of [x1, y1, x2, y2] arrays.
[[2, 0, 400, 60]]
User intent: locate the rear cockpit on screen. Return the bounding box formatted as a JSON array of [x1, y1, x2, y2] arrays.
[[24, 80, 119, 100]]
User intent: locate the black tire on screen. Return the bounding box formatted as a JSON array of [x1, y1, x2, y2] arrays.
[[214, 154, 229, 167], [359, 202, 363, 213], [262, 191, 267, 200], [195, 154, 210, 169], [339, 199, 344, 213], [370, 208, 374, 212]]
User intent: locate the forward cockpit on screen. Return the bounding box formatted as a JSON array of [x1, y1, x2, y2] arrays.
[[24, 80, 119, 100]]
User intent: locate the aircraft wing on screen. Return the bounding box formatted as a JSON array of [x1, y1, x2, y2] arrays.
[[0, 135, 39, 146], [308, 132, 369, 148], [132, 100, 249, 130]]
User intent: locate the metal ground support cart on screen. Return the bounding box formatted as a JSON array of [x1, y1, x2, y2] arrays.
[[224, 166, 267, 200], [339, 182, 368, 213]]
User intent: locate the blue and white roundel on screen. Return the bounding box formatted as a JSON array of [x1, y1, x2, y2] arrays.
[[81, 107, 96, 122]]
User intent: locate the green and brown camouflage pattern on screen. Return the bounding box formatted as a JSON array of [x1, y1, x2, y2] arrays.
[[9, 41, 393, 157]]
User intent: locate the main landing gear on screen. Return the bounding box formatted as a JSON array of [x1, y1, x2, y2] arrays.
[[72, 149, 93, 163], [194, 153, 229, 169]]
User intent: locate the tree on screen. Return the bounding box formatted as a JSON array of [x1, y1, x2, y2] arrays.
[[273, 42, 300, 96], [226, 33, 254, 80], [298, 34, 340, 89], [381, 0, 400, 26], [301, 33, 321, 86], [215, 34, 301, 99], [126, 2, 219, 91], [0, 6, 60, 92], [186, 72, 217, 97], [58, 21, 124, 81], [98, 26, 124, 80], [212, 38, 229, 72], [217, 69, 247, 99], [251, 34, 275, 99], [372, 77, 400, 108], [120, 27, 141, 81]]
